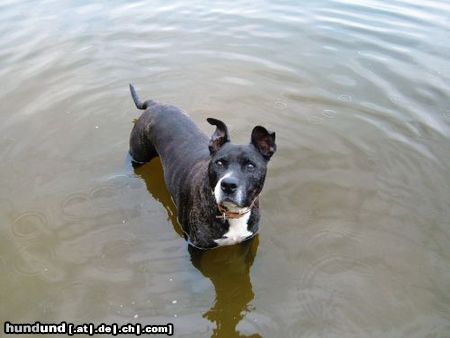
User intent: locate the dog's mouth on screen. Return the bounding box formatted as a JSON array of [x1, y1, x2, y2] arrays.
[[219, 199, 245, 211]]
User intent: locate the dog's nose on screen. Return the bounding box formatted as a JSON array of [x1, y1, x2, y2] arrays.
[[221, 177, 238, 194]]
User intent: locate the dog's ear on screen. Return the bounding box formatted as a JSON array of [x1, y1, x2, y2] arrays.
[[207, 118, 230, 154], [251, 126, 276, 160]]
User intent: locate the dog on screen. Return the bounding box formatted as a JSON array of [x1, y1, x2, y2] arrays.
[[128, 84, 276, 249]]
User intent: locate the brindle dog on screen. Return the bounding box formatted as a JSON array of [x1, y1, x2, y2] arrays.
[[129, 84, 276, 249]]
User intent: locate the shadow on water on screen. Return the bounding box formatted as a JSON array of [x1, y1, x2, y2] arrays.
[[133, 157, 261, 338], [133, 157, 184, 237], [189, 239, 260, 338]]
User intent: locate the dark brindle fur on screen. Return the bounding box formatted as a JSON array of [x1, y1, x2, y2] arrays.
[[128, 84, 276, 249]]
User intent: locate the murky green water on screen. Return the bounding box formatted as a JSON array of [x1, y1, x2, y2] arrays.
[[1, 0, 449, 337]]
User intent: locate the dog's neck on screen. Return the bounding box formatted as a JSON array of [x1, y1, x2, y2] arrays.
[[215, 200, 256, 220], [178, 161, 260, 249]]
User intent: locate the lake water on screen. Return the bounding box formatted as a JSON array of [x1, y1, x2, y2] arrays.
[[1, 0, 449, 337]]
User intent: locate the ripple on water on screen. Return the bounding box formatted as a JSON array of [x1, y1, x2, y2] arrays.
[[61, 192, 92, 220], [338, 94, 352, 102], [61, 184, 121, 221], [220, 76, 254, 87], [8, 209, 62, 281], [305, 225, 363, 250], [95, 237, 136, 273], [11, 245, 47, 277], [273, 100, 288, 110], [11, 211, 49, 239], [297, 254, 376, 331]]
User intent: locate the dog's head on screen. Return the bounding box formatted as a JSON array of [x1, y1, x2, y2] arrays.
[[207, 118, 276, 212]]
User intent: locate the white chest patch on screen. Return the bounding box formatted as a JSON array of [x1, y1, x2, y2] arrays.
[[214, 212, 253, 246]]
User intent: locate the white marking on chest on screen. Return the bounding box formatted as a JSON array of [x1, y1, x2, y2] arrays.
[[214, 212, 252, 246]]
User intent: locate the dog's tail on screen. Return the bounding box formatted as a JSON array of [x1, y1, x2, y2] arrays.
[[129, 84, 149, 110]]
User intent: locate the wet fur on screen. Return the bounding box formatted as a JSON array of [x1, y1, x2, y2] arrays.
[[129, 85, 274, 249]]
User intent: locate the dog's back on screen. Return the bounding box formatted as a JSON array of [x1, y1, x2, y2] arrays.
[[129, 85, 210, 205]]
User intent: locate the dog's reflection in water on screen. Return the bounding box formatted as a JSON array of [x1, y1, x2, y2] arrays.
[[189, 238, 260, 338], [134, 157, 261, 338]]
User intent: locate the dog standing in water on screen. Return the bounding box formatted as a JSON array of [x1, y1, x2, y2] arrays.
[[128, 85, 276, 249]]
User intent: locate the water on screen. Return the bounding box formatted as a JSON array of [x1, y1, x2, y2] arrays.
[[1, 0, 449, 337]]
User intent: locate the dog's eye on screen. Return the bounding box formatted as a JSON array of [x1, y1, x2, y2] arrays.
[[246, 162, 256, 171], [215, 160, 224, 167]]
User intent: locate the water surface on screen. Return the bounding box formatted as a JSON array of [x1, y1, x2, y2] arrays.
[[1, 0, 450, 337]]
